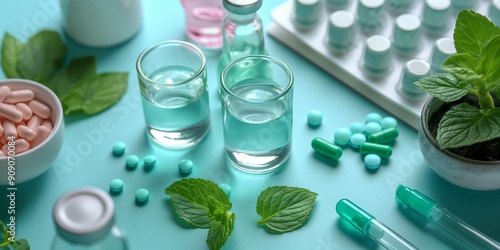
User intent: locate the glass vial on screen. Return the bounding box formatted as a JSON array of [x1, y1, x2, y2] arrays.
[[217, 0, 267, 87], [51, 187, 128, 250]]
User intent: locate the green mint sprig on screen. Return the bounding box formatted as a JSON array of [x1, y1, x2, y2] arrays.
[[165, 179, 318, 249], [415, 10, 500, 149], [0, 220, 30, 250], [165, 178, 235, 250], [256, 186, 317, 233], [1, 30, 128, 116]]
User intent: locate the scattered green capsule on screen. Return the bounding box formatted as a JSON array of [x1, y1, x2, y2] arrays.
[[368, 128, 399, 144], [359, 142, 392, 158], [312, 137, 343, 160]]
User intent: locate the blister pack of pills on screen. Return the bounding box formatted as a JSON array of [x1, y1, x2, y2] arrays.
[[268, 0, 499, 129]]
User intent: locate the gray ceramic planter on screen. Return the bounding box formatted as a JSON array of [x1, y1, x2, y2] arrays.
[[419, 97, 500, 190]]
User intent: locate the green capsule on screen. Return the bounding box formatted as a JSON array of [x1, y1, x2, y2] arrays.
[[312, 137, 343, 160], [359, 142, 392, 158], [368, 128, 399, 144]]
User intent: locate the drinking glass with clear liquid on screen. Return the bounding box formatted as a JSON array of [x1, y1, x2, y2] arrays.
[[220, 55, 293, 174], [136, 41, 210, 149]]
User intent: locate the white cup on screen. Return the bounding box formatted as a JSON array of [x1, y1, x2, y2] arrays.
[[60, 0, 143, 47]]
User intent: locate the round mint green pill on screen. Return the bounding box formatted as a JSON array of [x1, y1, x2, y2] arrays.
[[349, 122, 365, 134], [350, 133, 366, 149], [364, 154, 381, 169], [126, 155, 139, 169], [368, 128, 399, 144], [360, 142, 392, 158], [365, 113, 382, 124], [364, 122, 382, 135], [219, 183, 231, 197], [143, 155, 157, 167], [109, 179, 124, 193], [178, 159, 193, 174], [307, 109, 323, 127], [312, 137, 343, 160], [381, 117, 398, 129], [112, 141, 126, 156], [135, 188, 149, 202], [334, 128, 351, 146]]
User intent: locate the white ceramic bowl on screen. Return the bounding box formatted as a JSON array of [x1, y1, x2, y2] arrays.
[[0, 79, 64, 185], [419, 97, 500, 190]]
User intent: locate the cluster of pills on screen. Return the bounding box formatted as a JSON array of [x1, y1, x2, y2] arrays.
[[108, 178, 150, 204], [311, 112, 399, 170], [109, 141, 231, 204], [113, 141, 195, 175], [0, 86, 53, 156], [110, 142, 154, 204], [112, 141, 158, 170]]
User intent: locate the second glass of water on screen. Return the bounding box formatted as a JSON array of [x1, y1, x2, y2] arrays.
[[137, 40, 210, 149], [221, 55, 294, 174]]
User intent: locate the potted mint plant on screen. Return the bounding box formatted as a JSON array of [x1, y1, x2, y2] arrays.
[[415, 10, 500, 190]]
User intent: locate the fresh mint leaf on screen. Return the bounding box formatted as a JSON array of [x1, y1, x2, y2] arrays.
[[479, 36, 500, 82], [207, 212, 235, 250], [11, 239, 30, 250], [61, 72, 128, 115], [1, 32, 24, 78], [443, 53, 481, 82], [414, 73, 469, 102], [256, 186, 317, 233], [165, 178, 231, 228], [165, 178, 235, 250], [437, 103, 500, 149], [0, 220, 30, 249], [453, 10, 500, 59], [49, 56, 97, 98], [16, 30, 67, 84], [490, 79, 500, 99], [0, 220, 9, 248]]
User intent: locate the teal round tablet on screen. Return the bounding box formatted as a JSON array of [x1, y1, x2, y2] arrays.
[[178, 159, 194, 174], [112, 141, 126, 156], [350, 133, 366, 149], [364, 122, 382, 135], [366, 113, 382, 124], [144, 155, 157, 167], [135, 188, 149, 202], [126, 155, 139, 169], [307, 110, 323, 127], [349, 122, 365, 134], [219, 183, 231, 197], [364, 154, 381, 170], [334, 128, 352, 146], [109, 179, 123, 193], [381, 117, 398, 129]]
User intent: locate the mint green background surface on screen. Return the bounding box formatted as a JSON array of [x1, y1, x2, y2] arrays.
[[1, 1, 500, 249]]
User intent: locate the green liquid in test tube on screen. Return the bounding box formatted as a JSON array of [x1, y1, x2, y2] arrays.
[[396, 185, 500, 250], [336, 199, 419, 250]]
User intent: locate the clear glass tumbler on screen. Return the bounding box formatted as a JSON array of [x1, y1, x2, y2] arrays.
[[220, 55, 293, 174], [136, 41, 210, 149]]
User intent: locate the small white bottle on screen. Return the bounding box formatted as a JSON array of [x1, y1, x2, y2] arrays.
[[60, 0, 143, 47], [51, 187, 128, 250]]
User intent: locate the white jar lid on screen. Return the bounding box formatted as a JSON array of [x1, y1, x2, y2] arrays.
[[53, 187, 114, 244]]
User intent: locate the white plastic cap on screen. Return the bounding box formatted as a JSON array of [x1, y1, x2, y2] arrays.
[[53, 187, 115, 244]]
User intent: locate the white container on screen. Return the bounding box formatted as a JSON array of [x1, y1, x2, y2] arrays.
[[60, 0, 143, 47], [51, 187, 128, 249]]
